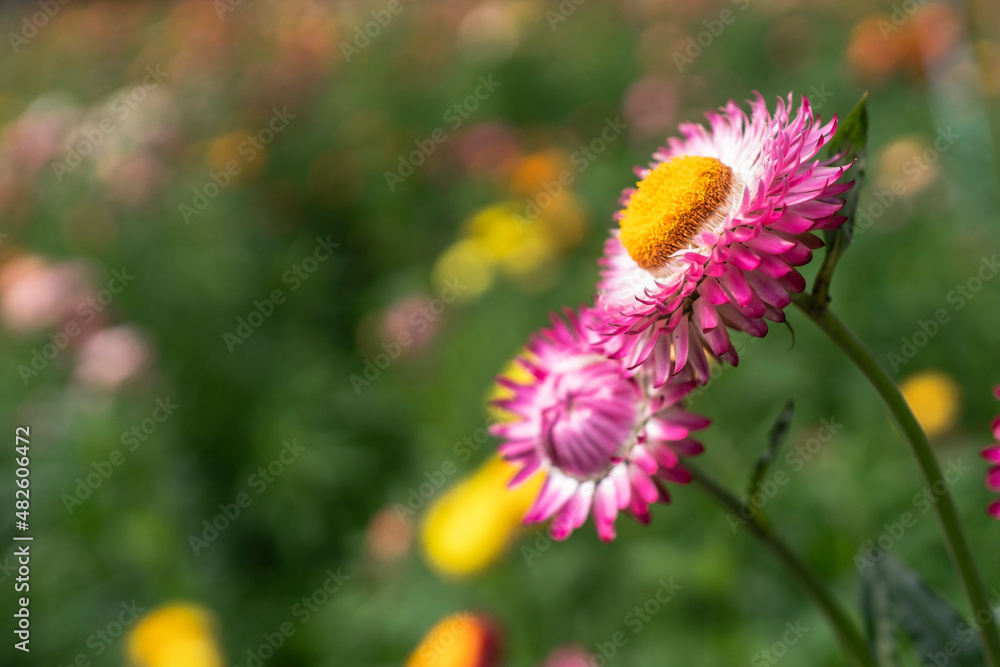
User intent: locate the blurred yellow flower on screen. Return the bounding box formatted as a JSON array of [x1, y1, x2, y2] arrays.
[[126, 603, 223, 667], [874, 136, 939, 197], [432, 238, 495, 300], [405, 612, 500, 667], [900, 370, 962, 439], [421, 456, 542, 577], [466, 202, 558, 277], [434, 200, 570, 301], [466, 203, 530, 262]]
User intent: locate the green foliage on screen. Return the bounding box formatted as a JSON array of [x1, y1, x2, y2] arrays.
[[860, 556, 985, 666]]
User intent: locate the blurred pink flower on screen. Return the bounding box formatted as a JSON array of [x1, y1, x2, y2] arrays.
[[622, 75, 678, 140], [0, 256, 90, 333], [377, 293, 440, 356], [542, 645, 593, 667], [366, 507, 413, 564], [985, 386, 1000, 519], [74, 326, 152, 391], [1, 102, 77, 175], [100, 154, 168, 207], [455, 122, 521, 178]]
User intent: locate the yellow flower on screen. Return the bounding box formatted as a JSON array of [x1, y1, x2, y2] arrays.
[[465, 203, 558, 278], [432, 238, 495, 300], [126, 603, 223, 667], [421, 456, 543, 577], [405, 612, 499, 667], [900, 370, 962, 439]]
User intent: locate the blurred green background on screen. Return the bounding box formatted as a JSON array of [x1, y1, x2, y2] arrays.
[[0, 0, 998, 665]]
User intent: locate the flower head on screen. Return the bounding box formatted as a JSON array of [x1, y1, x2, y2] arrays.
[[490, 308, 708, 542], [127, 603, 223, 667], [984, 385, 1000, 519], [405, 612, 501, 667], [593, 94, 853, 385]]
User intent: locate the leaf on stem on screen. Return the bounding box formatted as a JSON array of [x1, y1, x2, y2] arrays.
[[747, 400, 794, 499], [859, 555, 985, 666], [811, 93, 868, 310], [860, 560, 903, 666]]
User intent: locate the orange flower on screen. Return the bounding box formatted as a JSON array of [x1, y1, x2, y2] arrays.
[[405, 613, 500, 667]]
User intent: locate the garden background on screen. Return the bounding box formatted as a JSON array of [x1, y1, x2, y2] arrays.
[[0, 0, 999, 665]]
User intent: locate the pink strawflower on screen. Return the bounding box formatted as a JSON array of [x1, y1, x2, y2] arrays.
[[593, 94, 854, 385], [985, 386, 1000, 519], [490, 308, 708, 542]]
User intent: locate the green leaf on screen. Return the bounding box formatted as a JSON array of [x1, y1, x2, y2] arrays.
[[826, 91, 869, 161], [859, 560, 903, 666], [810, 93, 868, 310], [747, 400, 794, 498], [860, 555, 985, 666]]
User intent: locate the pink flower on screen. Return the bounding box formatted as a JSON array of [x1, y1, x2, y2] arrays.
[[74, 326, 152, 391], [541, 645, 593, 667], [984, 386, 1000, 519], [592, 94, 854, 386], [490, 308, 708, 542]]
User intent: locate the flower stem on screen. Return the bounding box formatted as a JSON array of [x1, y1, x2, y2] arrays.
[[687, 462, 874, 667], [793, 296, 1000, 667]]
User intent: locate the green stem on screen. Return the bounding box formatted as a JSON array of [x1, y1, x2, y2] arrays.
[[793, 296, 1000, 667], [687, 462, 874, 667]]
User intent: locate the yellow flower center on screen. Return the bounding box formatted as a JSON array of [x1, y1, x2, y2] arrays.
[[618, 156, 735, 270]]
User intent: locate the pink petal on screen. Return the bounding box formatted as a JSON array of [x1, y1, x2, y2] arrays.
[[646, 417, 689, 441], [987, 467, 1000, 492], [990, 499, 1000, 519], [719, 267, 753, 307], [692, 296, 720, 332], [526, 475, 578, 523]]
